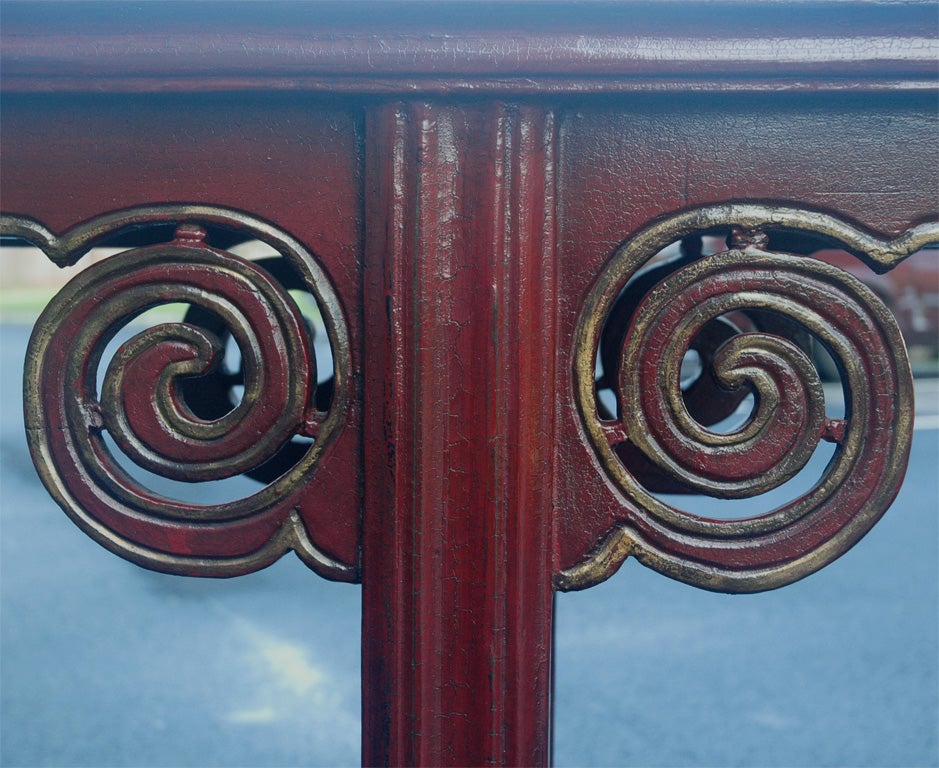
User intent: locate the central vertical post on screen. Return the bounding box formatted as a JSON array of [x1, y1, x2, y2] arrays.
[[362, 102, 559, 766]]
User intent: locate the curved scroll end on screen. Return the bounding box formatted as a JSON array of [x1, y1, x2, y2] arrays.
[[573, 204, 922, 595], [286, 512, 359, 583], [78, 511, 357, 581], [644, 203, 939, 272], [0, 214, 82, 266], [872, 221, 939, 271], [555, 527, 636, 591], [556, 525, 863, 594], [19, 205, 358, 583]]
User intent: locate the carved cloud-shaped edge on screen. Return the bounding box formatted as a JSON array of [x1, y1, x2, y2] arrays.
[[4, 205, 358, 583]]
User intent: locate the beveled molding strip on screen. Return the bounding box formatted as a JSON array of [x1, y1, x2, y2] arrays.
[[2, 205, 356, 581], [562, 204, 939, 593], [1, 2, 935, 93]]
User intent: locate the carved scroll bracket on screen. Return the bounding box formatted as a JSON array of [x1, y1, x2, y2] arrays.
[[3, 205, 356, 581], [562, 204, 938, 593]]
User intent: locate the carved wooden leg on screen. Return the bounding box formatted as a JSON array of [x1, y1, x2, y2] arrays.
[[2, 7, 935, 760], [362, 102, 558, 767]]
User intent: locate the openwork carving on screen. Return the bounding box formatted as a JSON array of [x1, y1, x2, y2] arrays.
[[562, 204, 938, 593], [5, 206, 354, 579]]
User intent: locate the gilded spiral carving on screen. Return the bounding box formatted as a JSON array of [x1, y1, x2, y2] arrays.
[[12, 206, 354, 579], [90, 245, 312, 493], [563, 204, 935, 593], [619, 250, 831, 503]]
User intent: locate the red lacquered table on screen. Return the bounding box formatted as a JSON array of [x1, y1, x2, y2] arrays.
[[2, 2, 937, 765]]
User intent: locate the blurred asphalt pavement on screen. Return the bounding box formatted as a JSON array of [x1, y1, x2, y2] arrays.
[[1, 323, 937, 767]]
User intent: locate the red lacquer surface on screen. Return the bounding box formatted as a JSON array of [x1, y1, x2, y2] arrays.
[[362, 102, 557, 766], [2, 3, 937, 766]]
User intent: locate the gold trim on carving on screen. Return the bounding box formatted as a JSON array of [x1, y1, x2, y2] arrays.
[[4, 205, 357, 582], [563, 204, 936, 593]]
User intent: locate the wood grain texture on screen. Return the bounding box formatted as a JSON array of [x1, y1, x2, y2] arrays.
[[2, 4, 938, 765], [553, 92, 939, 580], [1, 97, 365, 575], [2, 2, 936, 93], [362, 101, 558, 766]]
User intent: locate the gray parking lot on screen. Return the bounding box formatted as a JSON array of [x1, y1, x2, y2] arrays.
[[1, 324, 937, 767]]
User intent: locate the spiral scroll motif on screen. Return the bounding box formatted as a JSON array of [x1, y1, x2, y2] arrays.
[[15, 207, 353, 579], [563, 205, 936, 593]]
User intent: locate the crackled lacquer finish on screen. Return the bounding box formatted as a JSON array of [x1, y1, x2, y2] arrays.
[[8, 207, 357, 579], [562, 206, 934, 593], [361, 102, 558, 766], [2, 2, 937, 767]]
